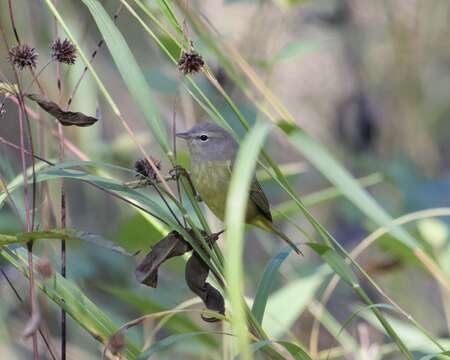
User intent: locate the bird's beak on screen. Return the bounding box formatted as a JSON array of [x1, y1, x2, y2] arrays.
[[175, 131, 190, 140]]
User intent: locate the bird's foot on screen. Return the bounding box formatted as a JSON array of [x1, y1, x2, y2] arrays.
[[169, 165, 202, 201]]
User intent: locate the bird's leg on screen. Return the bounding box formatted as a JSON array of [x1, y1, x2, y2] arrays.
[[205, 229, 225, 247], [169, 165, 202, 201]]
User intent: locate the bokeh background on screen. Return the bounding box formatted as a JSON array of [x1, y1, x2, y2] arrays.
[[1, 0, 450, 359]]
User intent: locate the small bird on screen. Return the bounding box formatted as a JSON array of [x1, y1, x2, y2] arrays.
[[176, 122, 301, 254]]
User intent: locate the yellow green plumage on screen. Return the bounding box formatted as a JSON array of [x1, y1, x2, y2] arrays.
[[177, 122, 301, 255]]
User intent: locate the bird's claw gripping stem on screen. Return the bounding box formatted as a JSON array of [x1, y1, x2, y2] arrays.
[[169, 165, 202, 202]]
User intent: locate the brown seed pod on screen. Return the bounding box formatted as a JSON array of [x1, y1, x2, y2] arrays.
[[51, 38, 77, 65], [178, 51, 204, 74], [134, 157, 162, 181], [8, 44, 38, 70]]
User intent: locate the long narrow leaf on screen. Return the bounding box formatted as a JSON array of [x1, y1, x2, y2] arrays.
[[81, 0, 169, 153], [225, 122, 272, 360], [251, 247, 292, 324]]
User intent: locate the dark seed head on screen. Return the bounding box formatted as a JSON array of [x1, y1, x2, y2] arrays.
[[178, 51, 204, 75], [134, 157, 162, 181], [51, 38, 77, 65], [8, 44, 38, 70]]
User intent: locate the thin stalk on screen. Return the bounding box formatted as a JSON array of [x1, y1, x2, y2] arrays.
[[1, 270, 58, 360], [66, 3, 123, 108], [171, 72, 185, 226], [44, 0, 174, 198], [52, 2, 68, 357], [2, 4, 39, 355]]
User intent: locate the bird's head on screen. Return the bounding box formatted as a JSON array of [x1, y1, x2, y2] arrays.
[[176, 122, 238, 162]]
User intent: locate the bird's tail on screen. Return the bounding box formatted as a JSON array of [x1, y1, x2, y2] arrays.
[[254, 218, 302, 255]]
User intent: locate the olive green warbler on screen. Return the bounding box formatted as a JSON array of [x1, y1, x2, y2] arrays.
[[176, 122, 300, 255]]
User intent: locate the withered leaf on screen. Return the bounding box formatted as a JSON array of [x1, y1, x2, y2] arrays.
[[135, 231, 191, 287], [135, 229, 225, 322], [27, 94, 97, 127], [185, 251, 225, 322]]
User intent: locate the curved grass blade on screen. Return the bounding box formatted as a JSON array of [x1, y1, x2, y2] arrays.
[[156, 0, 184, 38], [251, 246, 292, 324], [224, 121, 272, 360], [1, 228, 132, 255], [307, 243, 358, 287], [80, 0, 169, 153]]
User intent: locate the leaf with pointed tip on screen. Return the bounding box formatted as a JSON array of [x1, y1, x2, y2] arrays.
[[28, 94, 98, 127], [251, 246, 292, 324], [2, 228, 133, 255]]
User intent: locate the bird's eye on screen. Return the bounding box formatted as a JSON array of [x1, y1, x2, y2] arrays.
[[199, 134, 208, 141]]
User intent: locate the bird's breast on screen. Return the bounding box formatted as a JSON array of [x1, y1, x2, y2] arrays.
[[191, 161, 231, 220]]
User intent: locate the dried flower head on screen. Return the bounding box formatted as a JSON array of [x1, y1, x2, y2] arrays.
[[134, 157, 162, 181], [36, 258, 53, 279], [8, 44, 38, 69], [178, 51, 204, 74], [51, 38, 77, 64]]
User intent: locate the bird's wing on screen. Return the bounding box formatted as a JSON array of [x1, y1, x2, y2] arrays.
[[226, 161, 273, 222], [250, 179, 273, 222]]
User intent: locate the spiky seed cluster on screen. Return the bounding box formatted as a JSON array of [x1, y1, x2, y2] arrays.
[[178, 51, 204, 74], [8, 44, 38, 70], [51, 38, 77, 64], [134, 157, 162, 181]]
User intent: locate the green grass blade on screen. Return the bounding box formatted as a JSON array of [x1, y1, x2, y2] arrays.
[[1, 228, 132, 254], [225, 122, 272, 360], [251, 247, 292, 324], [81, 0, 169, 153], [307, 243, 359, 287], [155, 0, 184, 38]]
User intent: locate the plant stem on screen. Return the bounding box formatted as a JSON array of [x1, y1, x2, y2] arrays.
[[52, 3, 68, 357]]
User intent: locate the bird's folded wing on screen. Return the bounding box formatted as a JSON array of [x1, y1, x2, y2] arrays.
[[227, 161, 273, 222]]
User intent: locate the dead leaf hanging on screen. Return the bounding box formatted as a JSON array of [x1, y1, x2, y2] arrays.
[[135, 231, 191, 287], [185, 251, 225, 322], [135, 229, 225, 322], [27, 94, 97, 127]]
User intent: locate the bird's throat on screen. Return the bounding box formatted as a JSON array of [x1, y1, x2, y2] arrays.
[[190, 161, 232, 220]]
